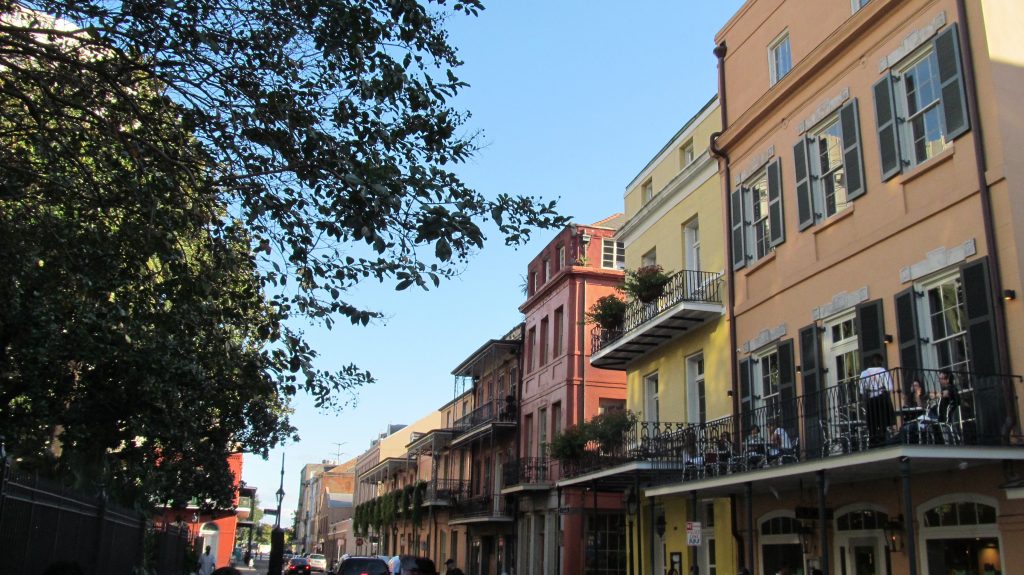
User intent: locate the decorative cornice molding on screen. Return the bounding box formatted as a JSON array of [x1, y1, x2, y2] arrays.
[[878, 11, 946, 72], [812, 287, 869, 321], [739, 324, 787, 354], [796, 87, 851, 135], [618, 150, 716, 245], [899, 239, 976, 283], [735, 145, 776, 186]]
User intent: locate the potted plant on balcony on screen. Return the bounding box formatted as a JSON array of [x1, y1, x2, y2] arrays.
[[548, 424, 590, 462], [586, 294, 627, 330], [590, 409, 638, 453], [624, 264, 671, 303]]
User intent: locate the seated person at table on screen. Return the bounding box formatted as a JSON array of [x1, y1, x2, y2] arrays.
[[768, 423, 793, 458], [716, 432, 734, 455], [745, 425, 766, 454], [906, 379, 929, 410]]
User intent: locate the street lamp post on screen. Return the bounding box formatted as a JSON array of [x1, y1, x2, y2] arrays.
[[267, 453, 286, 575], [626, 488, 638, 575]]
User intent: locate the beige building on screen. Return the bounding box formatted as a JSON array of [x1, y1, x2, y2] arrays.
[[647, 2, 1024, 575]]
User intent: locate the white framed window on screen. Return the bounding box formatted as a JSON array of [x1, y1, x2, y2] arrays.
[[644, 372, 660, 422], [684, 218, 701, 271], [641, 247, 657, 268], [687, 352, 706, 424], [769, 32, 792, 85], [812, 118, 850, 217], [758, 511, 802, 575], [918, 273, 970, 373], [917, 494, 1002, 575], [824, 312, 860, 388], [874, 24, 969, 180], [538, 407, 547, 457], [680, 140, 695, 167], [601, 239, 625, 270], [543, 258, 551, 282], [557, 244, 566, 269], [794, 99, 865, 230], [755, 348, 781, 411], [642, 179, 654, 203], [731, 158, 784, 270]]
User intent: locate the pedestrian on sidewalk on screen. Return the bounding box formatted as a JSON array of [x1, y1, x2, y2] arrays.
[[444, 559, 465, 575], [198, 545, 216, 575]]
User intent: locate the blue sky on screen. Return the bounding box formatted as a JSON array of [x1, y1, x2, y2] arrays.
[[244, 0, 745, 524]]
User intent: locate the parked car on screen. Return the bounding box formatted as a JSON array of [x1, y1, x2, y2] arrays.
[[334, 556, 390, 575], [288, 556, 313, 574], [308, 553, 328, 572]]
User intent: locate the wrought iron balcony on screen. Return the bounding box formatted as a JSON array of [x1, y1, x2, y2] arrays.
[[449, 492, 511, 521], [502, 457, 551, 489], [558, 368, 1023, 483], [452, 398, 517, 431], [424, 478, 469, 505], [590, 269, 724, 369]]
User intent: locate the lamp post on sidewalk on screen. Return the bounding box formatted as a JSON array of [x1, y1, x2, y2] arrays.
[[268, 452, 286, 575]]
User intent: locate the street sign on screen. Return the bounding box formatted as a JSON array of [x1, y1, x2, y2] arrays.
[[356, 537, 364, 546], [686, 521, 701, 546]]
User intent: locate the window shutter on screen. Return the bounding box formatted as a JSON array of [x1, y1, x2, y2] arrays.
[[960, 257, 999, 375], [840, 98, 867, 200], [873, 74, 902, 181], [798, 324, 823, 456], [731, 187, 747, 270], [934, 23, 970, 141], [793, 137, 814, 230], [777, 339, 798, 442], [856, 299, 888, 371], [894, 287, 921, 373], [739, 358, 753, 431], [767, 158, 785, 246]]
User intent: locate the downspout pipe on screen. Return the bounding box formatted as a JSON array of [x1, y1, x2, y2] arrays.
[[710, 41, 740, 432], [953, 0, 1012, 383]]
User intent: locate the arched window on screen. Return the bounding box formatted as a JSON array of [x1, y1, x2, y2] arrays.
[[922, 500, 996, 527], [836, 509, 888, 531], [760, 515, 801, 535]]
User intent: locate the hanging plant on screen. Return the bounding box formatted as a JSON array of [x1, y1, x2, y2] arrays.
[[586, 294, 627, 330], [401, 485, 414, 520], [412, 481, 426, 527], [623, 265, 671, 303]]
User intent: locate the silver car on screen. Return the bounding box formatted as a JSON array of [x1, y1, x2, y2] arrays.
[[308, 553, 328, 572]]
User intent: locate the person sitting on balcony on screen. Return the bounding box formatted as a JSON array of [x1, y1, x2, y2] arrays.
[[768, 422, 793, 460], [859, 355, 895, 446], [935, 369, 961, 444]]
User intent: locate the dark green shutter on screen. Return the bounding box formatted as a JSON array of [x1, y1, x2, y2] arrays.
[[935, 23, 970, 141], [793, 137, 814, 230], [856, 299, 888, 371], [731, 187, 746, 270], [777, 339, 798, 443], [960, 257, 999, 375], [894, 287, 921, 373], [799, 324, 823, 456], [873, 74, 902, 181], [739, 358, 753, 430], [767, 158, 785, 246], [840, 99, 866, 200]]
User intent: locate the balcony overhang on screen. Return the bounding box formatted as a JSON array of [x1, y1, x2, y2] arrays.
[[645, 445, 1024, 500], [590, 301, 724, 370], [448, 515, 514, 526], [406, 429, 454, 455], [359, 457, 414, 484], [500, 483, 552, 495], [450, 421, 516, 449], [556, 460, 684, 490]]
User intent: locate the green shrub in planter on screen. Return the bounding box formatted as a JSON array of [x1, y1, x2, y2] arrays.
[[624, 265, 671, 303], [586, 294, 627, 330], [548, 424, 590, 461], [589, 409, 638, 452]]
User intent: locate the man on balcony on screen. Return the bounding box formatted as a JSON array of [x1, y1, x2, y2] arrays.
[[859, 355, 895, 446]]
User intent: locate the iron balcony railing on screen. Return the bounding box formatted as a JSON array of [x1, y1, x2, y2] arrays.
[[453, 398, 518, 431], [502, 457, 551, 488], [558, 368, 1022, 481], [424, 478, 469, 503], [450, 492, 510, 520], [591, 269, 723, 354]]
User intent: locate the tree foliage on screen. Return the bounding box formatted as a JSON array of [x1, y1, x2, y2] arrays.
[[0, 0, 567, 508]]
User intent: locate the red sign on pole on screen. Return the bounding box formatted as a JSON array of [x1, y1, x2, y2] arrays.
[[356, 537, 364, 546]]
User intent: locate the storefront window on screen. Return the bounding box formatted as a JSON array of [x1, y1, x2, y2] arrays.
[[921, 497, 1000, 575], [584, 513, 626, 575]]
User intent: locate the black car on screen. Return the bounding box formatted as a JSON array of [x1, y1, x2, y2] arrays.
[[334, 556, 390, 575], [288, 556, 313, 575]]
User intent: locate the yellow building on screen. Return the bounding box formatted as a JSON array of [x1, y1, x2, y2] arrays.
[[560, 97, 738, 575]]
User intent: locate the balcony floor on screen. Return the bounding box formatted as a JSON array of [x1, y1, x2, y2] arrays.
[[591, 301, 723, 369]]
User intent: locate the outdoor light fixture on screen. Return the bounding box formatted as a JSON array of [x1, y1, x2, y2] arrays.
[[626, 488, 638, 516], [883, 516, 905, 552], [656, 515, 667, 538], [884, 334, 894, 344], [1003, 290, 1016, 301]]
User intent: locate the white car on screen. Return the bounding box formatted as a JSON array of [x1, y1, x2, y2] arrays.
[[309, 553, 328, 572]]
